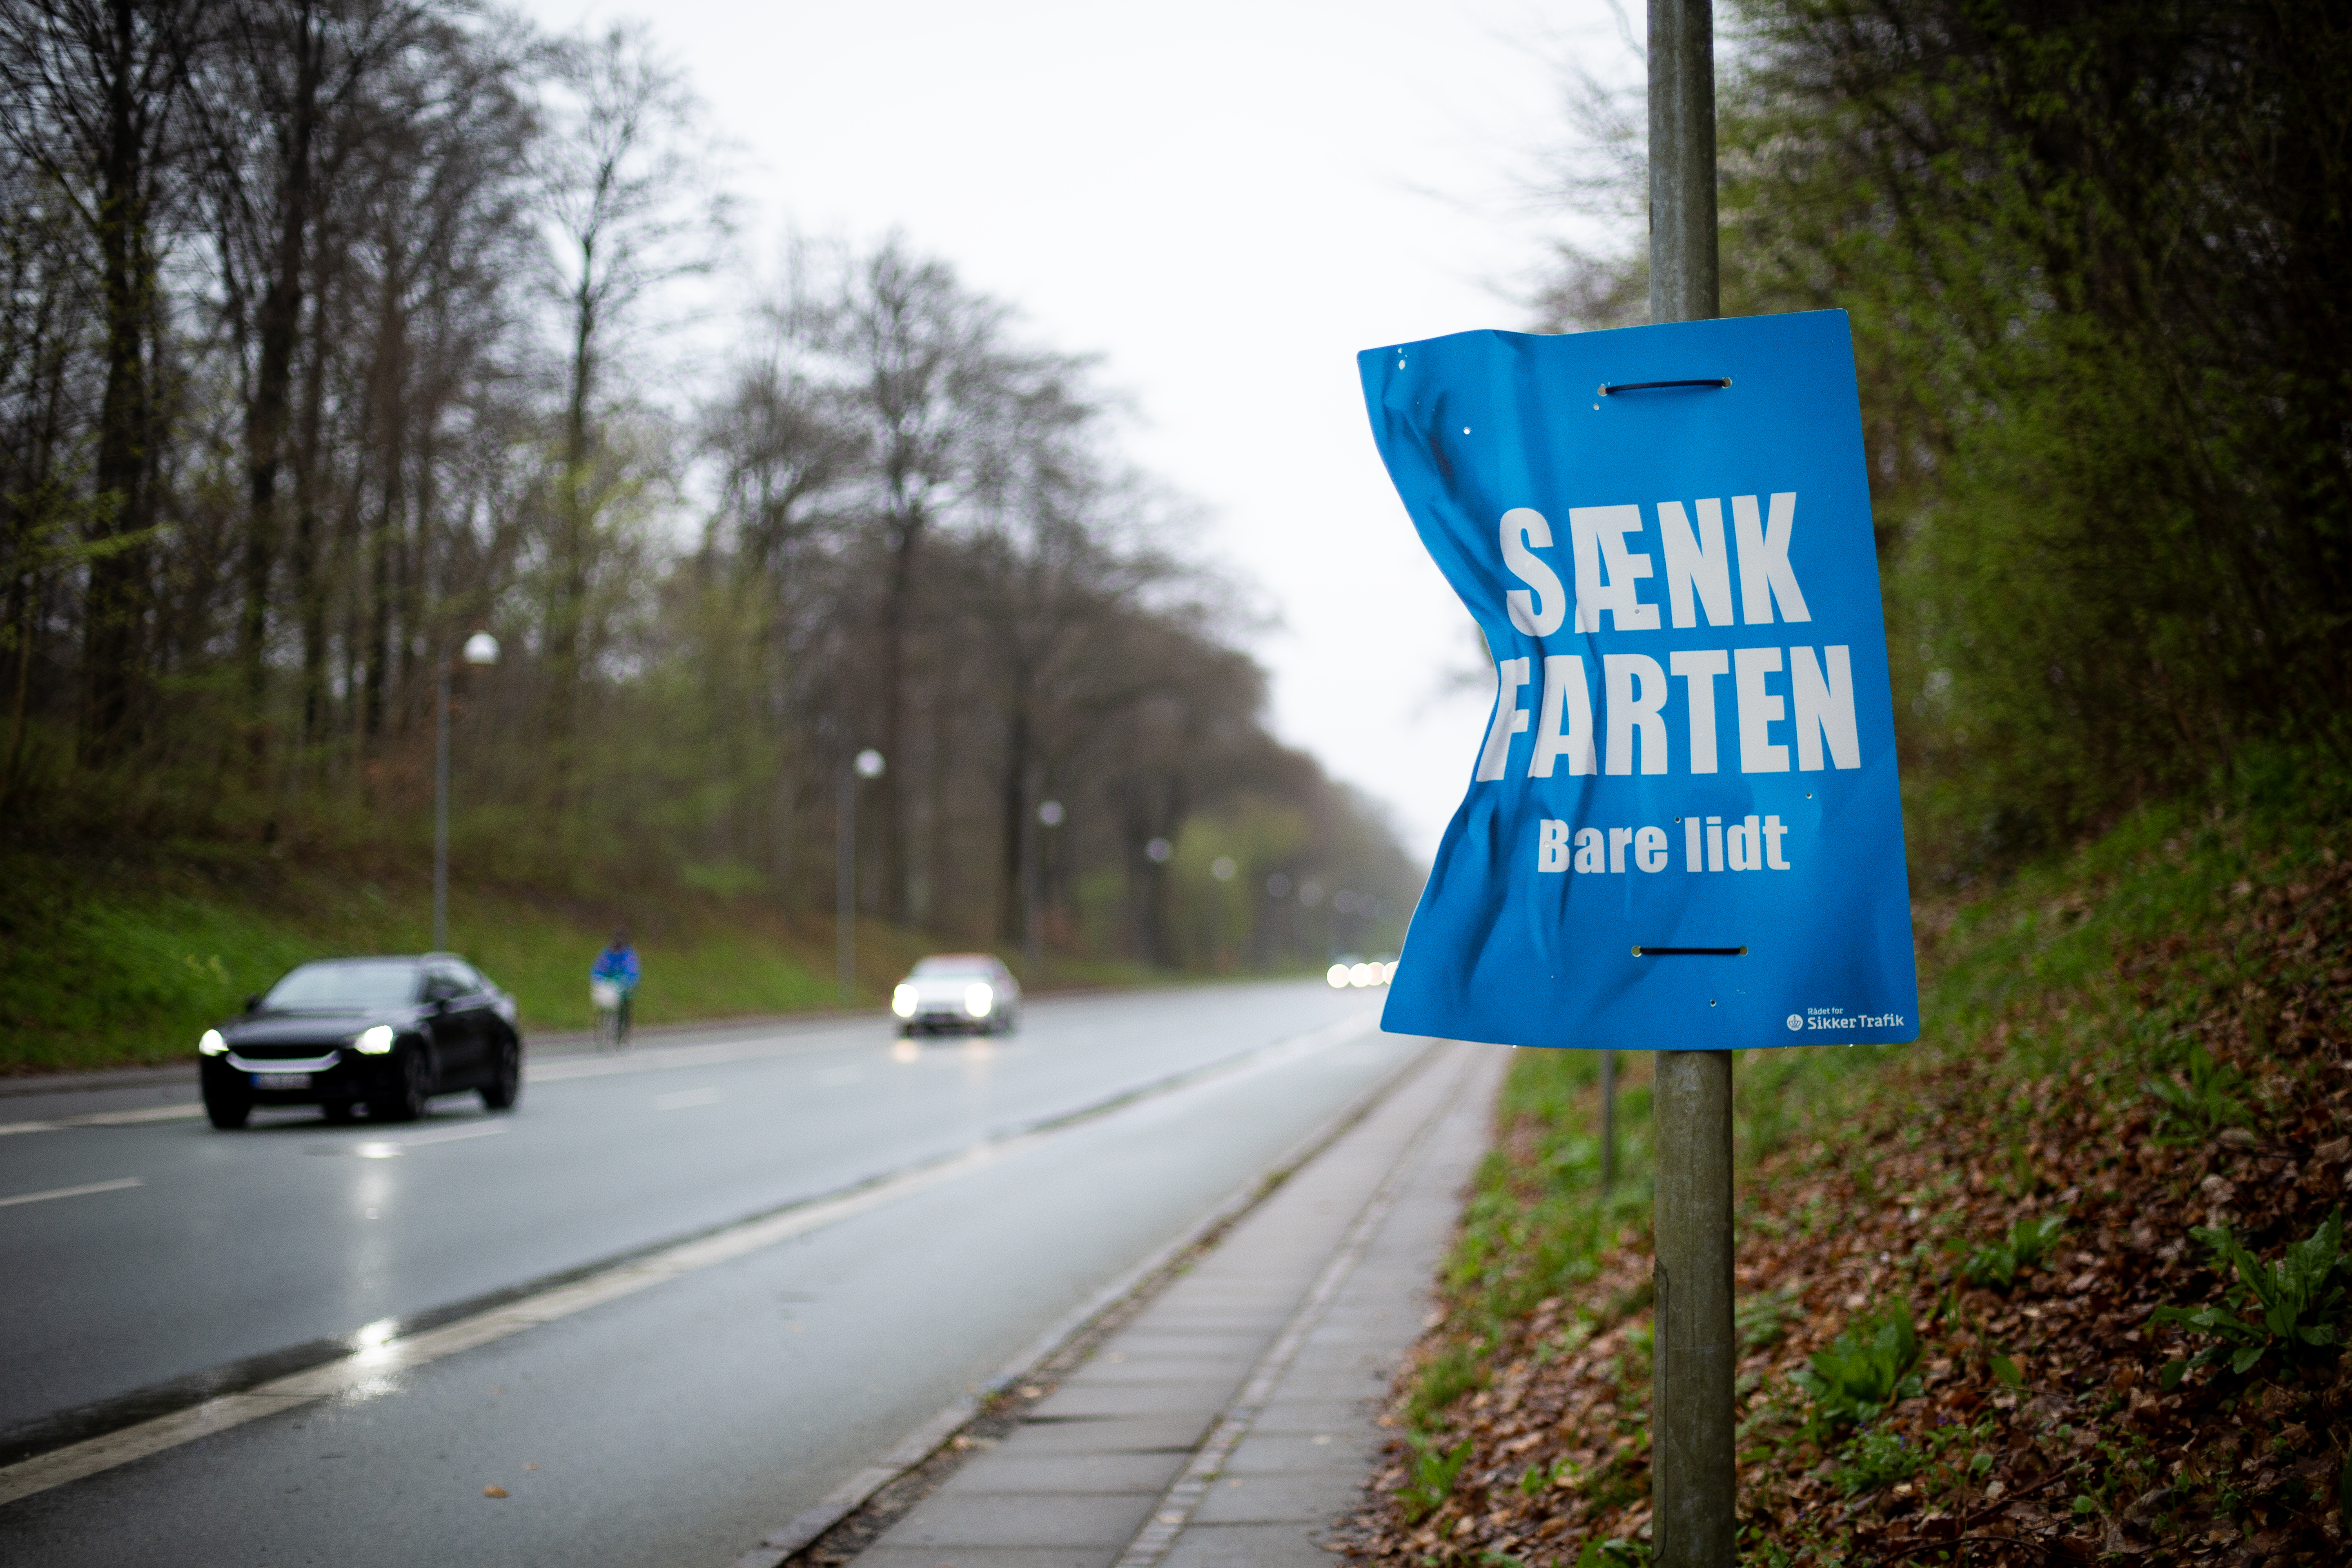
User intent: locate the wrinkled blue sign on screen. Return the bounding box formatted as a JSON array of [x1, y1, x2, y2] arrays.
[[1361, 311, 1918, 1050]]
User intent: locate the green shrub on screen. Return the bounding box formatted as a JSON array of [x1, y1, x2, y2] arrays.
[[1397, 1433, 1474, 1523], [2156, 1209, 2349, 1386], [1833, 1425, 1925, 1495], [1407, 1341, 1484, 1428], [2143, 1041, 2252, 1145], [1791, 1298, 1923, 1433], [1960, 1213, 2067, 1290], [1574, 1537, 1651, 1568]]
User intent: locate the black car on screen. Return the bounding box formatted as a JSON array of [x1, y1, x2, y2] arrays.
[[198, 954, 523, 1129]]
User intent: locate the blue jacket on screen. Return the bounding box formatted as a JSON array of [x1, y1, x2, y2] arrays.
[[591, 945, 640, 990]]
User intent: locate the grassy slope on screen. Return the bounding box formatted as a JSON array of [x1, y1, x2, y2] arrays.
[[0, 844, 1163, 1074], [1334, 795, 2352, 1566]]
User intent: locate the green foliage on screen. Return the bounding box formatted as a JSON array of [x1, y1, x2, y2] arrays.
[[1690, 0, 2352, 878], [1574, 1537, 1651, 1568], [1960, 1213, 2067, 1290], [0, 849, 888, 1071], [2142, 1041, 2253, 1145], [1790, 1298, 1923, 1434], [1833, 1426, 1924, 1495], [1407, 1341, 1486, 1429], [2155, 1209, 2350, 1385], [1396, 1433, 1474, 1524], [1737, 1289, 1797, 1350]]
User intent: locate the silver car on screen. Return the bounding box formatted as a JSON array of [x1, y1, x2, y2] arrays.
[[891, 953, 1022, 1037]]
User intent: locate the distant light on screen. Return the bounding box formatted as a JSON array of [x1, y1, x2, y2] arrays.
[[1349, 962, 1374, 987], [1333, 891, 1356, 914], [1326, 964, 1349, 989], [1298, 882, 1324, 908], [854, 748, 886, 779], [1210, 856, 1236, 881], [462, 630, 500, 666], [1037, 799, 1065, 826], [1383, 961, 1399, 984], [1265, 873, 1291, 898], [1145, 837, 1173, 864]]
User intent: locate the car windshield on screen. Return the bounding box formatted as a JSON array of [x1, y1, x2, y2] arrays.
[[911, 956, 993, 978], [263, 960, 419, 1011]]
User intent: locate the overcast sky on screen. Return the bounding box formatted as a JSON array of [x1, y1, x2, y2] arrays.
[[521, 0, 1637, 861]]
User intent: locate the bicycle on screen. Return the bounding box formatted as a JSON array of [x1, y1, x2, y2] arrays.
[[591, 978, 630, 1053]]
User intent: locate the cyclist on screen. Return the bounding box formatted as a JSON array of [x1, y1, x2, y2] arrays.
[[590, 927, 640, 1048]]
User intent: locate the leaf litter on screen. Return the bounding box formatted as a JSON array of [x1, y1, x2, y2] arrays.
[[1329, 817, 2352, 1566]]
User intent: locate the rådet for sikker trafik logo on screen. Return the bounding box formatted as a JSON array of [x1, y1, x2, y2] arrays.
[[1791, 1005, 1907, 1033]]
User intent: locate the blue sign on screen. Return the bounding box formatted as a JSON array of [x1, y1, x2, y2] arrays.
[[1361, 310, 1918, 1051]]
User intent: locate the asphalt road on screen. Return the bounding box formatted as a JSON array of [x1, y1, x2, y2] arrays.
[[0, 980, 1422, 1566]]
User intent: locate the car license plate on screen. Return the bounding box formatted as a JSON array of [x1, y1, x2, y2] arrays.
[[253, 1072, 310, 1090]]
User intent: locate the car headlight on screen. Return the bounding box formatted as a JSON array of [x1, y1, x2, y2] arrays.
[[1383, 961, 1398, 984], [1349, 963, 1373, 987], [199, 1029, 227, 1056], [354, 1025, 396, 1055], [892, 984, 918, 1019], [964, 983, 993, 1018], [1326, 964, 1349, 989]]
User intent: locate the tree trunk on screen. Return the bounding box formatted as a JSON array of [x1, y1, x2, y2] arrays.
[[291, 256, 332, 746], [81, 0, 156, 765], [237, 4, 323, 768], [876, 502, 921, 924], [364, 257, 404, 740], [998, 689, 1028, 943]]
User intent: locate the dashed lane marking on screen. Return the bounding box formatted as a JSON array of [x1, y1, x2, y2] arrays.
[[0, 1177, 145, 1210]]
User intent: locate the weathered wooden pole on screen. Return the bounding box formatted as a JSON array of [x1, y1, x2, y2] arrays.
[[1648, 0, 1737, 1562]]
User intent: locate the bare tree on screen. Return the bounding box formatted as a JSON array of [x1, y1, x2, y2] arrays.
[[0, 0, 205, 761], [534, 19, 723, 757]]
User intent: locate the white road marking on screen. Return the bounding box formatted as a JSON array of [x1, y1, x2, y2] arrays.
[[325, 1123, 510, 1159], [0, 1105, 203, 1136], [654, 1087, 722, 1110], [0, 1005, 1383, 1508], [0, 1176, 145, 1209]]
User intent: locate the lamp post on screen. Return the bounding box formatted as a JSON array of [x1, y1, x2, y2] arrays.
[[1026, 797, 1063, 979], [839, 748, 885, 1003], [432, 630, 501, 952]]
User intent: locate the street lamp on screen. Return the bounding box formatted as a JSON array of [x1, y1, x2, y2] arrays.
[[432, 632, 500, 952], [1026, 797, 1063, 977], [839, 748, 884, 1003]]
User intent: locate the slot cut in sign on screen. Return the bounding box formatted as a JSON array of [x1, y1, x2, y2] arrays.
[[1359, 311, 1918, 1050]]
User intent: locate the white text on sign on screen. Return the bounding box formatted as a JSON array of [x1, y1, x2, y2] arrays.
[[1478, 648, 1857, 781], [1535, 815, 1793, 873], [1479, 494, 1858, 784]]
